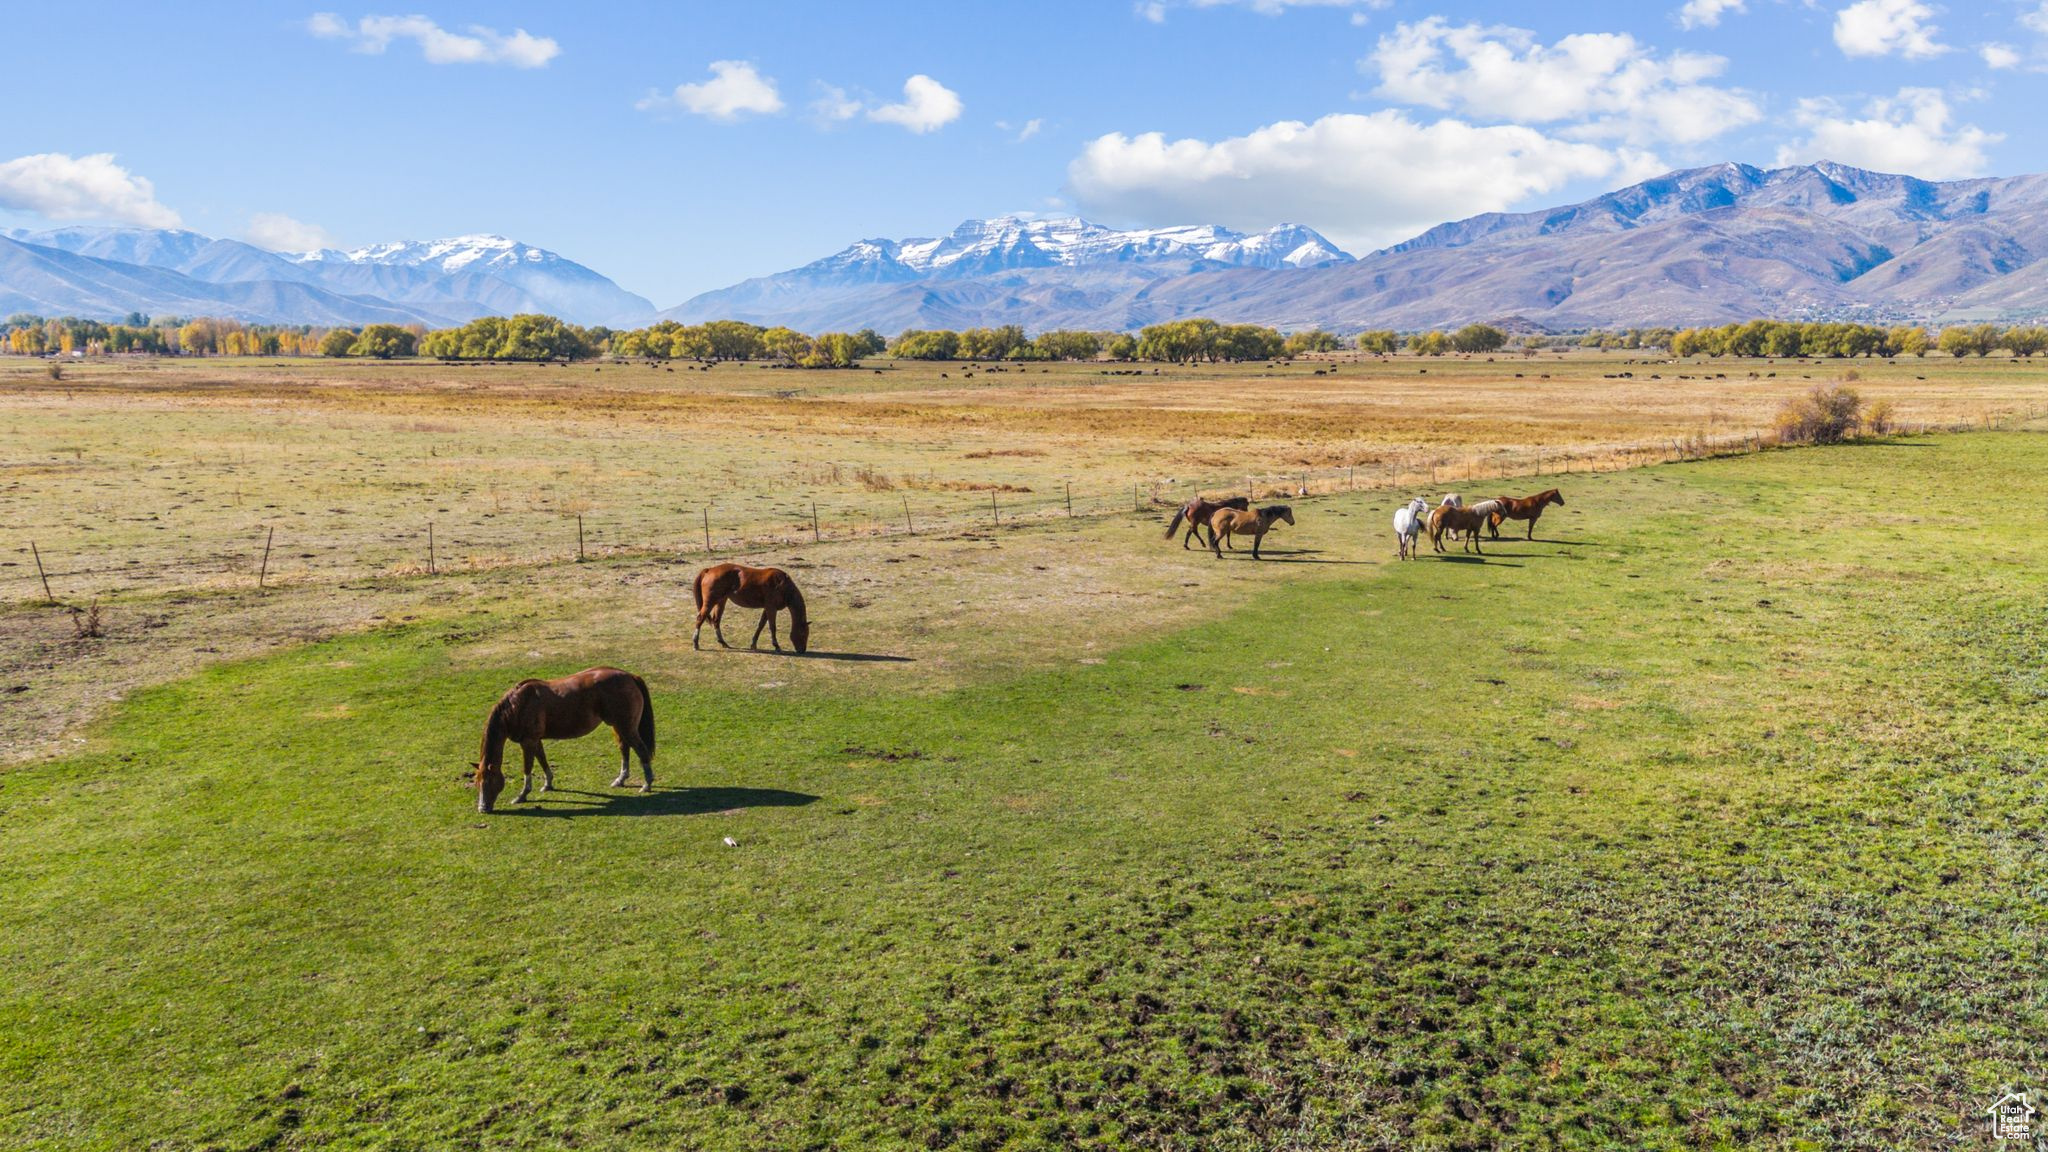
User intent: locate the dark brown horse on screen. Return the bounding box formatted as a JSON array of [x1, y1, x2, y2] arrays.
[[472, 667, 654, 813], [1210, 504, 1294, 559], [693, 564, 810, 653], [1164, 495, 1251, 549], [1488, 489, 1565, 540]]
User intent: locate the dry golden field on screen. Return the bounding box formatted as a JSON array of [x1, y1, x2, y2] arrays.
[[7, 350, 2046, 601]]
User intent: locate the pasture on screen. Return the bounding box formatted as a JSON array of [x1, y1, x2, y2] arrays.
[[3, 356, 2047, 1149]]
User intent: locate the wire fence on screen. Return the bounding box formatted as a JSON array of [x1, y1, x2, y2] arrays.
[[8, 413, 2039, 607]]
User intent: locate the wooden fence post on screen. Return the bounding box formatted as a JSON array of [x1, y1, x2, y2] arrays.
[[701, 509, 711, 552], [577, 514, 585, 562], [258, 526, 274, 590], [990, 491, 999, 526], [1065, 481, 1072, 517], [902, 496, 914, 535], [30, 541, 52, 602], [427, 522, 436, 575], [812, 501, 821, 543]]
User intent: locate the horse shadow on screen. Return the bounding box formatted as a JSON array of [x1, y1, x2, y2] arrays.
[[706, 647, 914, 663], [1429, 554, 1525, 567], [500, 786, 819, 818], [1240, 548, 1375, 566], [795, 650, 914, 663]]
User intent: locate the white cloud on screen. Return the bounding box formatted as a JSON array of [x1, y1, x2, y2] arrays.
[[1068, 112, 1660, 253], [244, 213, 337, 252], [1776, 87, 1999, 178], [308, 13, 559, 67], [640, 61, 784, 120], [0, 152, 180, 228], [1981, 42, 2022, 68], [1366, 19, 1761, 147], [811, 85, 863, 123], [1677, 0, 1745, 30], [2025, 2, 2048, 35], [1832, 0, 1948, 59], [1017, 118, 1043, 141], [867, 75, 963, 134]]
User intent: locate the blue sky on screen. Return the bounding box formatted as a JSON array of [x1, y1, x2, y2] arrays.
[[1, 0, 2043, 305]]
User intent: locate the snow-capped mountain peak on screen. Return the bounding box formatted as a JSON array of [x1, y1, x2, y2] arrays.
[[290, 234, 556, 274], [797, 216, 1353, 284]]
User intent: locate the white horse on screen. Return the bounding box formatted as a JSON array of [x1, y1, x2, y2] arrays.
[[1393, 497, 1429, 560]]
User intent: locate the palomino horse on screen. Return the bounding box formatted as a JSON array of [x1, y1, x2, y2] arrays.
[[693, 564, 810, 653], [1164, 495, 1250, 549], [1429, 504, 1492, 554], [1464, 498, 1505, 540], [1393, 497, 1428, 560], [1210, 504, 1294, 559], [1488, 489, 1565, 540], [473, 667, 654, 813]]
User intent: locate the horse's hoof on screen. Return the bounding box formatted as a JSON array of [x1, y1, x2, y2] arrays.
[[638, 785, 651, 794]]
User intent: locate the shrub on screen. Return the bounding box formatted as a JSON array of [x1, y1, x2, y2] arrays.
[[1774, 384, 1863, 444], [1864, 398, 1896, 436]]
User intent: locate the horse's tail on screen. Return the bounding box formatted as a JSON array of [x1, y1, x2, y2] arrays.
[[691, 568, 705, 613], [1164, 505, 1187, 539], [631, 674, 655, 762]]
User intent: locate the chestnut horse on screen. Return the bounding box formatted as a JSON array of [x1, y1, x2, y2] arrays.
[[1429, 504, 1491, 554], [1488, 489, 1565, 540], [1164, 494, 1250, 549], [472, 667, 654, 813], [693, 564, 810, 653], [1210, 504, 1294, 559]]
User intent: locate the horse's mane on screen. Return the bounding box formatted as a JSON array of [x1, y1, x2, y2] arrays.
[[1262, 504, 1292, 520], [478, 692, 516, 772]]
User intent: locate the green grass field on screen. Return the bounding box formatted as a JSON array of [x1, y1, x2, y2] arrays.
[[5, 432, 2046, 1149]]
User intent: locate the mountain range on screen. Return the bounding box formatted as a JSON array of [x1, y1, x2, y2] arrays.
[[8, 161, 2048, 333], [0, 228, 654, 328], [664, 162, 2048, 332]]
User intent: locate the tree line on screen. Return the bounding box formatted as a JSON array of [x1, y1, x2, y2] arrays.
[[1565, 320, 2048, 358], [11, 309, 2048, 364]]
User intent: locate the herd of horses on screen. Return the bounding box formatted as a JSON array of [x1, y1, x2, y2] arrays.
[[470, 487, 1564, 811], [1166, 487, 1563, 561]]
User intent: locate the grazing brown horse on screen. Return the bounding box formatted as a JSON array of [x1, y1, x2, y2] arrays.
[[1210, 504, 1294, 559], [693, 564, 810, 653], [1429, 505, 1491, 554], [1488, 489, 1565, 540], [472, 667, 654, 813], [1164, 494, 1250, 549]]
